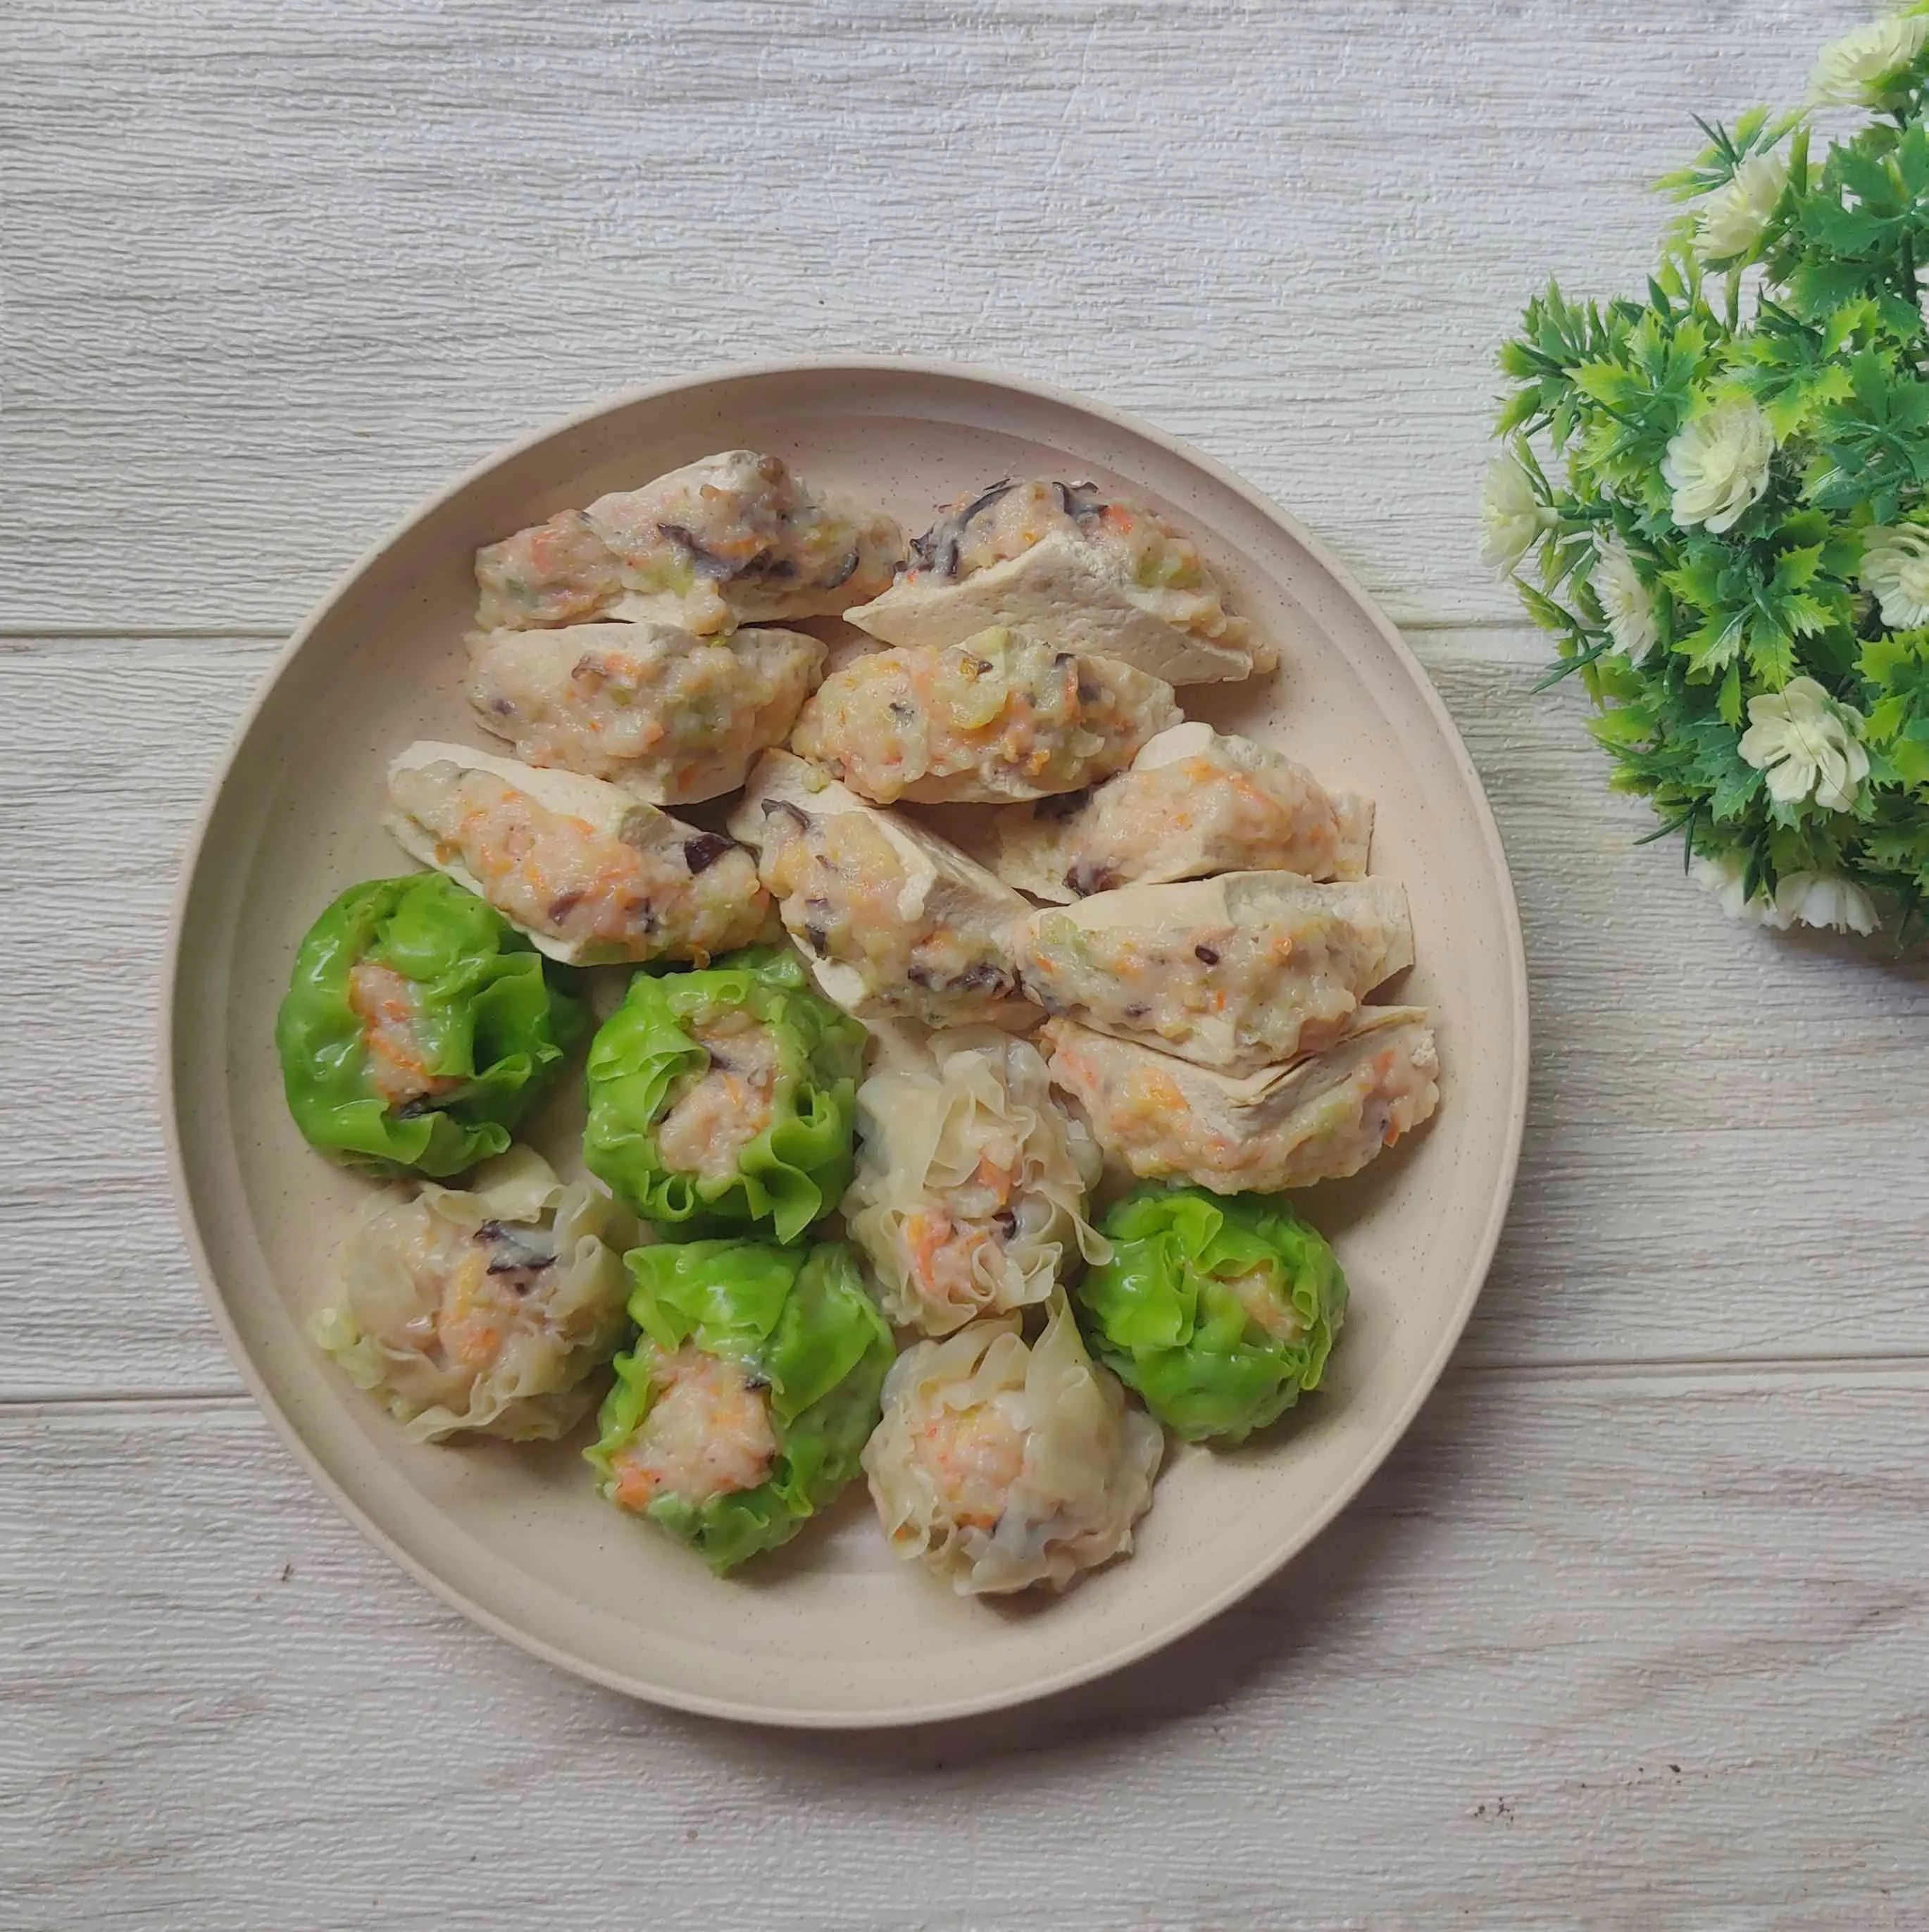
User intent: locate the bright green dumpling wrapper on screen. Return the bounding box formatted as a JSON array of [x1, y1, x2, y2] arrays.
[[583, 945, 867, 1241], [587, 1237, 894, 1573], [275, 873, 587, 1177], [1075, 1186, 1347, 1445]]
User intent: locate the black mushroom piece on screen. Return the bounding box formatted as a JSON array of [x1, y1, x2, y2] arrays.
[[682, 833, 739, 875]]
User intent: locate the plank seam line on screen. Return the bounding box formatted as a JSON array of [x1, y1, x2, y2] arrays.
[[0, 626, 290, 642]]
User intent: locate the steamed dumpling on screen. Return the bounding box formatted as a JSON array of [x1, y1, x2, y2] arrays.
[[862, 1296, 1162, 1594], [474, 450, 904, 636], [847, 478, 1270, 685], [789, 626, 1181, 804], [313, 1145, 632, 1442], [992, 721, 1374, 902], [1043, 1008, 1440, 1195], [844, 1028, 1106, 1336], [466, 621, 825, 805]]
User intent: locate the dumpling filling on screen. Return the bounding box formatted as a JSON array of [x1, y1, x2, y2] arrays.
[[607, 1345, 779, 1512], [474, 451, 902, 635], [862, 1299, 1161, 1595], [654, 1012, 782, 1179], [467, 623, 825, 804], [759, 801, 1020, 1021], [347, 960, 461, 1111], [790, 628, 1180, 804], [904, 479, 1244, 647], [389, 763, 767, 964]]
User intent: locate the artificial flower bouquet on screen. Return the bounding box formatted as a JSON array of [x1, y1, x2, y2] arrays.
[[1486, 8, 1929, 940]]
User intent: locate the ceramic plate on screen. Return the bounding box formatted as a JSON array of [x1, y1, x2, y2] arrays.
[[165, 361, 1528, 1726]]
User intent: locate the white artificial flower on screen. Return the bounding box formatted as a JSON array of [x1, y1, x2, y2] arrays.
[[1591, 533, 1662, 659], [1810, 14, 1929, 107], [1689, 852, 1792, 928], [1480, 454, 1550, 575], [1859, 524, 1929, 628], [1696, 151, 1790, 262], [1737, 676, 1871, 811], [1773, 871, 1880, 934], [1663, 400, 1777, 534]]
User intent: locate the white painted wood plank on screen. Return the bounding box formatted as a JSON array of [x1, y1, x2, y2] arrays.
[[2, 630, 1923, 1398], [4, 1369, 1925, 1930], [0, 0, 1866, 632]]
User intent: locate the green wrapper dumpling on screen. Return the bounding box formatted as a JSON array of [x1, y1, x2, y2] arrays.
[[863, 1296, 1162, 1595], [587, 1238, 894, 1573], [1075, 1186, 1347, 1445], [313, 1145, 633, 1441], [275, 873, 589, 1177], [582, 945, 867, 1240]]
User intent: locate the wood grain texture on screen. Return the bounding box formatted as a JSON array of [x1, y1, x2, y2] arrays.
[[0, 0, 1868, 633], [3, 629, 1923, 1399], [4, 1369, 1925, 1931]]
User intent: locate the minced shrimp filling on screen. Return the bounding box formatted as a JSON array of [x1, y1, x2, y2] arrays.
[[905, 479, 1235, 641], [792, 630, 1173, 803], [761, 806, 1018, 1014], [468, 630, 821, 795], [1021, 910, 1402, 1065], [392, 766, 764, 961], [895, 1148, 1040, 1307], [1055, 1035, 1435, 1187], [1220, 1266, 1306, 1345], [1059, 753, 1349, 896], [475, 453, 897, 634], [654, 1011, 782, 1179], [389, 1211, 560, 1376], [911, 1392, 1029, 1530], [347, 960, 463, 1111], [610, 1345, 778, 1512]]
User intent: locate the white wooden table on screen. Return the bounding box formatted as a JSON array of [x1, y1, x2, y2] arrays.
[[6, 4, 1927, 1925]]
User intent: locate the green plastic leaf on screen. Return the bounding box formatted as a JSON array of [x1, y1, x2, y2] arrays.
[[1074, 1187, 1347, 1446], [583, 946, 867, 1241], [275, 873, 587, 1177], [587, 1238, 893, 1573]]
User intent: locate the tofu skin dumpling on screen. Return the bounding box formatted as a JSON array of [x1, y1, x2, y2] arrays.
[[863, 1295, 1162, 1595], [276, 873, 587, 1178], [466, 622, 825, 805], [314, 1145, 632, 1442], [1075, 1186, 1346, 1445], [583, 946, 868, 1241], [847, 478, 1269, 685], [993, 721, 1374, 903], [474, 450, 904, 637], [789, 627, 1181, 805], [587, 1238, 894, 1573], [1043, 1009, 1440, 1195], [844, 1028, 1107, 1337]]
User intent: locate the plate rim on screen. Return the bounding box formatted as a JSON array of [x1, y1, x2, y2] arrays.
[[159, 355, 1530, 1728]]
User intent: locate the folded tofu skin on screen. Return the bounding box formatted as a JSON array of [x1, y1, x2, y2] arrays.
[[1042, 1009, 1440, 1195], [994, 721, 1373, 902], [789, 627, 1182, 804], [1016, 873, 1413, 1074], [474, 450, 903, 637], [466, 622, 825, 805], [386, 742, 770, 968]]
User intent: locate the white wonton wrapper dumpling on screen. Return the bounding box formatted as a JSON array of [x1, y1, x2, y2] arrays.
[[466, 621, 825, 806], [1043, 1006, 1439, 1195], [846, 478, 1272, 685], [726, 750, 1037, 1028], [862, 1296, 1163, 1594], [385, 741, 770, 968], [1015, 871, 1414, 1074], [992, 721, 1375, 903], [789, 627, 1182, 805], [844, 1027, 1107, 1336], [313, 1145, 634, 1442], [473, 450, 904, 637]]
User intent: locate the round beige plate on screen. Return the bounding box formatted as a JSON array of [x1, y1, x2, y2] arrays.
[[165, 361, 1528, 1728]]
